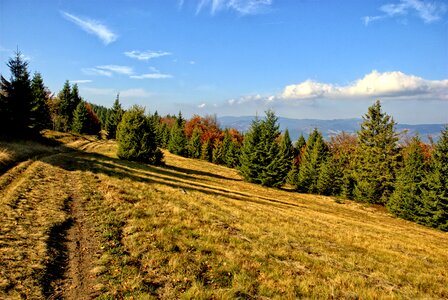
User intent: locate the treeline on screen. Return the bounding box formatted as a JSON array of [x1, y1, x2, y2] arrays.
[[1, 52, 446, 231]]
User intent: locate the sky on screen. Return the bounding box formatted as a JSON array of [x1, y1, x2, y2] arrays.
[[1, 0, 447, 124]]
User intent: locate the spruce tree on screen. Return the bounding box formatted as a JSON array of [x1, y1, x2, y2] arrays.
[[387, 136, 427, 221], [0, 51, 33, 137], [201, 139, 213, 162], [238, 111, 289, 187], [317, 156, 343, 196], [105, 94, 124, 139], [238, 116, 263, 183], [30, 72, 51, 131], [297, 129, 329, 193], [116, 105, 163, 165], [287, 134, 306, 185], [58, 80, 72, 131], [168, 113, 188, 156], [421, 127, 448, 231], [272, 129, 293, 187], [72, 101, 90, 134], [188, 127, 202, 159], [353, 100, 399, 204]]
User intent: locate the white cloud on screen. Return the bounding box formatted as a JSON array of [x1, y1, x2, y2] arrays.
[[61, 11, 117, 44], [82, 65, 133, 77], [97, 65, 134, 75], [279, 70, 448, 100], [70, 79, 92, 84], [130, 73, 173, 79], [198, 103, 206, 108], [82, 68, 112, 77], [124, 50, 172, 61], [364, 0, 447, 25], [195, 0, 272, 15]]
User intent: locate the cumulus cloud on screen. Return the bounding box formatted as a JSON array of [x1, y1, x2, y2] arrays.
[[198, 103, 206, 108], [194, 0, 272, 15], [279, 70, 448, 100], [364, 0, 447, 25], [124, 50, 172, 61], [61, 11, 117, 44]]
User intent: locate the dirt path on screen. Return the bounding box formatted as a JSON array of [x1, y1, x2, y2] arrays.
[[0, 152, 101, 299]]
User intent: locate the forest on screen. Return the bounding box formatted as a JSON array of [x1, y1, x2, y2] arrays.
[[1, 51, 447, 232]]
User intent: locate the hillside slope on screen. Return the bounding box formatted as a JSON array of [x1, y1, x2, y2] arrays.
[[1, 131, 447, 299]]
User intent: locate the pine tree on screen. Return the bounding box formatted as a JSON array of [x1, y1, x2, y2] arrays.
[[188, 127, 202, 159], [387, 136, 427, 221], [201, 139, 213, 162], [105, 94, 124, 139], [353, 100, 399, 204], [317, 156, 343, 196], [0, 51, 33, 137], [297, 129, 329, 193], [168, 113, 188, 156], [58, 80, 72, 131], [212, 139, 225, 164], [421, 127, 448, 231], [116, 105, 163, 165], [271, 129, 293, 187], [238, 116, 264, 183], [30, 72, 51, 131], [72, 101, 90, 134], [238, 111, 289, 187]]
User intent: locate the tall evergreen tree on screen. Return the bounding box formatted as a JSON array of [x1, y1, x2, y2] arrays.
[[0, 51, 33, 136], [239, 111, 289, 187], [105, 94, 124, 139], [30, 72, 51, 131], [297, 129, 329, 193], [58, 80, 72, 131], [353, 100, 399, 204], [272, 129, 294, 187], [116, 105, 163, 165], [168, 113, 188, 156], [201, 139, 213, 162], [421, 127, 448, 231], [188, 127, 202, 159], [388, 136, 427, 221], [72, 101, 90, 134], [238, 116, 264, 183]]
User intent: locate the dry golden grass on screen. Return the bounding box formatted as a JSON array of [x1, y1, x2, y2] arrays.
[[1, 131, 447, 299]]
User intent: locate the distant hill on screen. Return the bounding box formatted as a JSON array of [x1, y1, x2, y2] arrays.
[[218, 116, 446, 142]]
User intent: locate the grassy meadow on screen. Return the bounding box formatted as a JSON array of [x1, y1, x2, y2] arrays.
[[0, 131, 447, 299]]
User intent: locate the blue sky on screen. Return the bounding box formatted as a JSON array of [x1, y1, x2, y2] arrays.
[[1, 0, 447, 124]]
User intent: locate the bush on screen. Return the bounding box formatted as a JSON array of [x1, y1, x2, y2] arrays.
[[116, 106, 163, 165]]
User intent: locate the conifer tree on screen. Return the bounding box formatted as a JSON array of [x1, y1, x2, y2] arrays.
[[116, 105, 163, 165], [212, 139, 225, 164], [188, 127, 202, 159], [421, 127, 448, 231], [297, 129, 329, 193], [168, 113, 188, 156], [0, 51, 33, 136], [58, 80, 72, 131], [105, 94, 124, 139], [387, 136, 427, 221], [317, 156, 343, 196], [239, 111, 289, 187], [201, 139, 213, 162], [238, 116, 263, 183], [353, 100, 399, 203], [72, 101, 90, 134], [272, 129, 294, 187], [30, 72, 51, 131]]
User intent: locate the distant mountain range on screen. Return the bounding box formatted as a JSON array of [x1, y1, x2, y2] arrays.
[[218, 116, 446, 143]]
